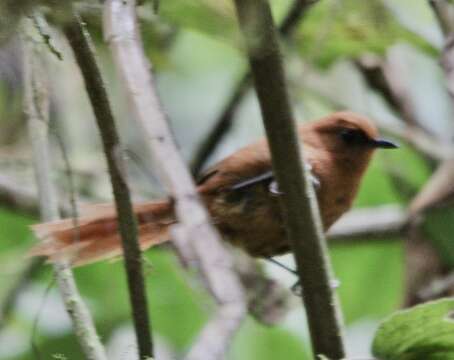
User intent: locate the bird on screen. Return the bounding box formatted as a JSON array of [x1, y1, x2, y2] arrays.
[[30, 111, 397, 266]]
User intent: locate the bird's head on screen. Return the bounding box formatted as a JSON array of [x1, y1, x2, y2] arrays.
[[301, 111, 398, 157]]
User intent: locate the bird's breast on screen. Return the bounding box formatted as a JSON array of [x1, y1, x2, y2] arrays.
[[311, 154, 366, 229], [203, 181, 290, 257]]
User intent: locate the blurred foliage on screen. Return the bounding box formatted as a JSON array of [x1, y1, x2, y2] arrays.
[[0, 0, 453, 359], [295, 0, 438, 67]]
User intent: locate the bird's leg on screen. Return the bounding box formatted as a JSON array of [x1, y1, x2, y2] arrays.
[[266, 258, 304, 297], [267, 258, 340, 296], [267, 257, 298, 274]]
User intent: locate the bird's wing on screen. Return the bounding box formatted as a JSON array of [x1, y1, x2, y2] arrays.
[[228, 164, 320, 193], [196, 138, 321, 196], [228, 170, 274, 191], [196, 139, 272, 195], [197, 157, 320, 195]]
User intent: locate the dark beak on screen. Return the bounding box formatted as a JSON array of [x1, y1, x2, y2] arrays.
[[371, 138, 399, 149]]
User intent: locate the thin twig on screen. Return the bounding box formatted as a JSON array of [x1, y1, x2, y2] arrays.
[[0, 258, 43, 333], [22, 18, 107, 360], [355, 53, 427, 131], [190, 0, 320, 175], [103, 1, 247, 359], [62, 9, 154, 358], [433, 0, 454, 111], [429, 0, 454, 37], [232, 0, 345, 358]]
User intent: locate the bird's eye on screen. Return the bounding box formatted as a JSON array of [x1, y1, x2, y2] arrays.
[[340, 129, 368, 145]]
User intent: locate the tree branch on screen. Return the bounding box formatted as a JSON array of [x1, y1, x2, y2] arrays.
[[103, 1, 247, 359], [62, 9, 154, 358], [190, 0, 320, 175], [22, 18, 107, 360], [232, 0, 345, 358]]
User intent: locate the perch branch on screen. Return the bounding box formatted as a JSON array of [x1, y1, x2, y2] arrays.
[[190, 0, 320, 175], [233, 0, 345, 358], [103, 1, 247, 359], [62, 10, 154, 358], [22, 19, 107, 360]]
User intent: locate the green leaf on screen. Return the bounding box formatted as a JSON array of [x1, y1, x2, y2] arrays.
[[372, 298, 454, 360]]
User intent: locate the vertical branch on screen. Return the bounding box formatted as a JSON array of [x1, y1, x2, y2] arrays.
[[190, 0, 320, 175], [429, 0, 454, 37], [22, 18, 108, 360], [431, 0, 454, 109], [103, 1, 247, 359], [232, 0, 345, 359], [62, 10, 154, 358]]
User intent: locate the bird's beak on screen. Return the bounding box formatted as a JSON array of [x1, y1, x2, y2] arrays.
[[371, 138, 399, 149]]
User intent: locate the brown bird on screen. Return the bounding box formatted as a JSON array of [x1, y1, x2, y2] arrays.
[[30, 111, 397, 266]]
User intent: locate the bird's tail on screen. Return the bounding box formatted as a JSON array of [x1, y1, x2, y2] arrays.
[[29, 200, 175, 267]]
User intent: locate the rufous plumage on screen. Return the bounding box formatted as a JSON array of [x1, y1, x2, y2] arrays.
[[30, 111, 397, 266]]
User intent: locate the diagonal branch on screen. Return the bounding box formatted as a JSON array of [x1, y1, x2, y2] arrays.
[[355, 54, 426, 130], [232, 0, 345, 358], [0, 258, 44, 333], [103, 1, 247, 359], [190, 0, 320, 175], [429, 0, 454, 37], [62, 9, 154, 358], [22, 18, 107, 360]]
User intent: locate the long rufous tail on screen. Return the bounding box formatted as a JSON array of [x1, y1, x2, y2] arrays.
[[29, 201, 175, 267]]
